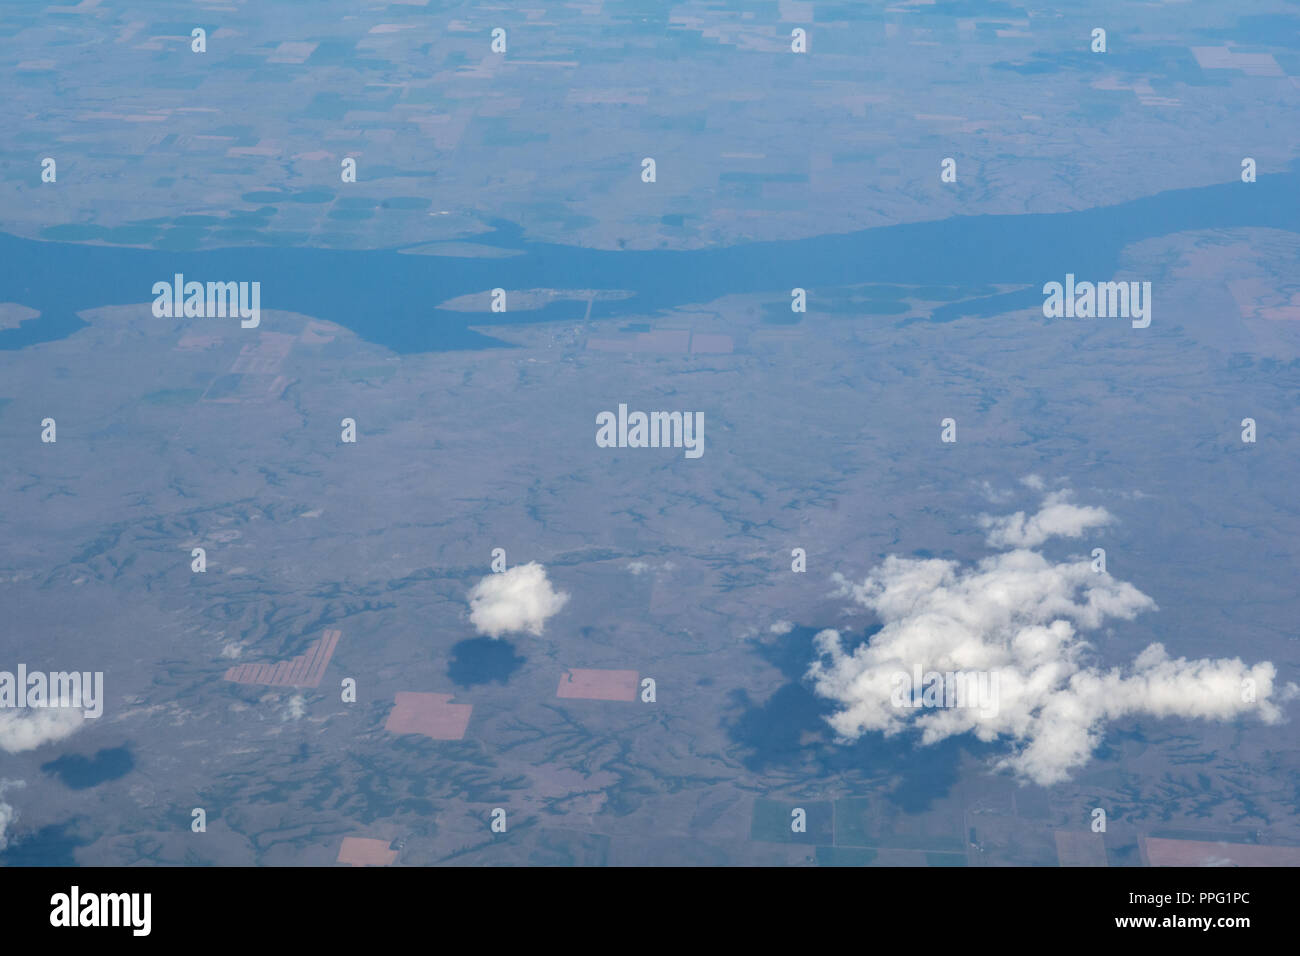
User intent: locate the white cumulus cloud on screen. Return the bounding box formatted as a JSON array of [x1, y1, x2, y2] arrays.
[[809, 496, 1295, 785], [0, 706, 85, 754], [282, 694, 306, 722], [979, 489, 1113, 549], [0, 781, 21, 852], [468, 561, 570, 638]]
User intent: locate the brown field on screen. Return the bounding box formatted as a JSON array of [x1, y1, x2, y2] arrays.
[[224, 629, 341, 688], [383, 691, 473, 740], [556, 668, 639, 702], [1141, 836, 1300, 867], [1054, 830, 1108, 867], [337, 837, 398, 866]]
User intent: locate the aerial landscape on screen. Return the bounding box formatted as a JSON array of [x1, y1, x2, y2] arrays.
[[0, 0, 1298, 871]]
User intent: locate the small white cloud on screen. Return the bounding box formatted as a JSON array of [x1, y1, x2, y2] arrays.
[[1020, 474, 1046, 491], [980, 489, 1112, 549], [978, 480, 1016, 504], [468, 561, 570, 638], [282, 694, 306, 722], [770, 620, 794, 635], [0, 706, 85, 754], [0, 780, 22, 852]]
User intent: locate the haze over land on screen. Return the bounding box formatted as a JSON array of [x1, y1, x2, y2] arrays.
[[0, 0, 1298, 867]]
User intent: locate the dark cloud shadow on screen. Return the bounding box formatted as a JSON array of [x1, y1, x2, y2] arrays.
[[41, 746, 134, 790], [0, 820, 89, 865], [727, 626, 998, 812], [448, 637, 525, 687]]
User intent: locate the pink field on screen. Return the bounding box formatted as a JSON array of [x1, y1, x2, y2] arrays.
[[384, 692, 473, 740], [337, 837, 397, 867], [1141, 837, 1300, 867], [556, 668, 639, 701], [224, 629, 340, 688]]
